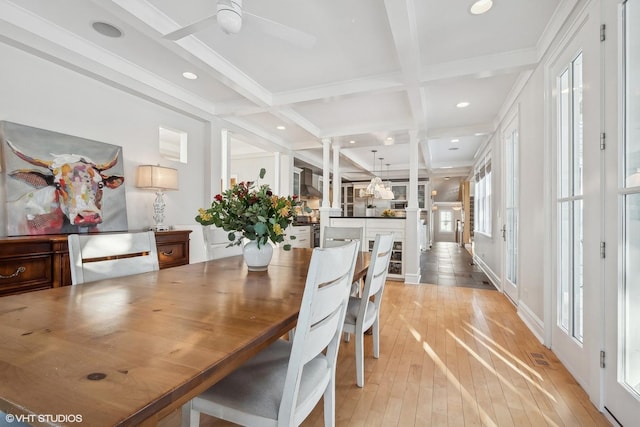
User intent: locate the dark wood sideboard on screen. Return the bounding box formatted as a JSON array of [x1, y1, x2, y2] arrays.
[[0, 229, 191, 297]]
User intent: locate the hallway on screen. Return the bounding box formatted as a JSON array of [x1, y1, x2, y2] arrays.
[[420, 242, 495, 290]]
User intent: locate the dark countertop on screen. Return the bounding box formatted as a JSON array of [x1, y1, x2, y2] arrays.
[[329, 216, 406, 219]]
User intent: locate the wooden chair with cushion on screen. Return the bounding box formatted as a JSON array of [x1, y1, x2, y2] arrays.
[[343, 233, 394, 387], [181, 240, 360, 427], [67, 231, 159, 285]]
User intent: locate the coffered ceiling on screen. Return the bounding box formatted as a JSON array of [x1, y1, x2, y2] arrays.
[[0, 0, 574, 181]]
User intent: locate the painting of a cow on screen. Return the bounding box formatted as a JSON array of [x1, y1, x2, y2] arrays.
[[2, 122, 128, 236]]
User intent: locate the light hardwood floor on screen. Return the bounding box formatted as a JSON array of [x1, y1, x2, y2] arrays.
[[161, 281, 610, 426]]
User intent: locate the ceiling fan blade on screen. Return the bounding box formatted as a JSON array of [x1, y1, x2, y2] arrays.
[[163, 13, 218, 41], [244, 12, 316, 49]]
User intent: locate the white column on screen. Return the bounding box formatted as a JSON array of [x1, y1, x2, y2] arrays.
[[321, 138, 331, 208], [404, 130, 421, 284], [320, 138, 332, 241], [272, 152, 281, 195], [220, 128, 230, 191], [332, 142, 341, 211]]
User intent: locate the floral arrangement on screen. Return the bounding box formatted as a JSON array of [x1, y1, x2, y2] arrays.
[[196, 168, 306, 250], [382, 209, 396, 217]]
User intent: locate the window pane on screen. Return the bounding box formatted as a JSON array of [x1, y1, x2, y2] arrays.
[[623, 0, 640, 398], [559, 202, 570, 331], [573, 54, 584, 196], [440, 211, 453, 232], [573, 199, 583, 342], [559, 69, 570, 198], [626, 1, 640, 188], [624, 193, 640, 394], [486, 171, 492, 234]]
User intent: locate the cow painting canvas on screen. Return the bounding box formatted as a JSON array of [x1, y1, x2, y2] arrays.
[[1, 122, 128, 236]]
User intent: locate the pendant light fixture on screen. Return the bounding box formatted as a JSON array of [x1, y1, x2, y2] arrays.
[[358, 149, 394, 200]]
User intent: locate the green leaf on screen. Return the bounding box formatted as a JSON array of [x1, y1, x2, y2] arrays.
[[290, 235, 297, 240], [254, 222, 267, 235], [259, 168, 266, 179], [283, 244, 292, 251], [227, 232, 235, 241]]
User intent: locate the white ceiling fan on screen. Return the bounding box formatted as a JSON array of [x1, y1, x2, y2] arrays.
[[163, 0, 316, 49]]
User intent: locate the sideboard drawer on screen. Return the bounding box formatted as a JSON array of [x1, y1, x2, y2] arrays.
[[155, 229, 191, 269], [0, 255, 52, 295], [157, 242, 187, 268]]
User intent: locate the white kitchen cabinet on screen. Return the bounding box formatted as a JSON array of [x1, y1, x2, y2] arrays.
[[292, 167, 301, 197], [287, 225, 311, 248]]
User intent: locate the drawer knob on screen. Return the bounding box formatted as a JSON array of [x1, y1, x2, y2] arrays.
[[161, 249, 174, 256], [0, 266, 26, 279]]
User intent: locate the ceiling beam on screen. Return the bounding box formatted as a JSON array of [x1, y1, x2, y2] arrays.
[[383, 0, 427, 129]]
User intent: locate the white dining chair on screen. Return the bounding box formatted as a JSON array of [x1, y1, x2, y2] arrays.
[[322, 226, 363, 250], [181, 240, 359, 427], [67, 231, 159, 285], [323, 226, 364, 298], [343, 233, 394, 387]]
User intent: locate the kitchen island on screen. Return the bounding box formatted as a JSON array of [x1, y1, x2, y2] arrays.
[[329, 216, 405, 280]]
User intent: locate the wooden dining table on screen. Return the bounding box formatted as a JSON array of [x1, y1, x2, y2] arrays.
[[0, 248, 370, 426]]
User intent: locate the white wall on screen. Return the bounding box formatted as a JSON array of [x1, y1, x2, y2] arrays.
[[517, 69, 545, 317], [0, 41, 211, 235], [231, 153, 287, 194]]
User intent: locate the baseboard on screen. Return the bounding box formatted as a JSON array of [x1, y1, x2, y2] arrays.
[[404, 273, 422, 285], [517, 302, 545, 344], [472, 255, 501, 290]]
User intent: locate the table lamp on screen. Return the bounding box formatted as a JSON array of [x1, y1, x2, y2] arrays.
[[136, 165, 178, 231]]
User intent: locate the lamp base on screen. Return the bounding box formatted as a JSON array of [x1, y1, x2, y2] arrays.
[[149, 225, 171, 232]]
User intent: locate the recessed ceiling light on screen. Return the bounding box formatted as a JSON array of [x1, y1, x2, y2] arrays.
[[470, 0, 493, 15], [182, 72, 198, 80], [451, 138, 460, 143], [92, 21, 123, 38], [441, 167, 453, 169], [449, 147, 459, 151], [276, 125, 286, 130], [349, 140, 356, 144], [474, 132, 485, 136], [444, 176, 451, 180], [384, 137, 394, 145], [456, 101, 470, 108]]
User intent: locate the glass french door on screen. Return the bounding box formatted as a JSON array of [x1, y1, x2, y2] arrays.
[[603, 1, 640, 423], [548, 1, 601, 394], [503, 113, 519, 303]]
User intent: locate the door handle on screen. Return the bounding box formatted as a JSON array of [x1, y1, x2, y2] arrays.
[[501, 224, 506, 241]]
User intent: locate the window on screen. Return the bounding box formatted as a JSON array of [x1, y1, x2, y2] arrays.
[[474, 155, 492, 235], [623, 0, 640, 395], [159, 126, 188, 163], [557, 52, 583, 342], [440, 210, 453, 232]]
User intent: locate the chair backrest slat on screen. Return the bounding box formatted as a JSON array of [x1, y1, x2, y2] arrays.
[[68, 231, 160, 285], [322, 226, 363, 250]]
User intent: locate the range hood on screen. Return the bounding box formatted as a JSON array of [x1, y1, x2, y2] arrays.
[[300, 168, 322, 198]]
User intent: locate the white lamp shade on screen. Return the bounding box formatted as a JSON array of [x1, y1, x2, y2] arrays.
[[136, 165, 179, 191]]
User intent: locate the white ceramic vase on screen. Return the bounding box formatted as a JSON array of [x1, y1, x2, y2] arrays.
[[242, 240, 273, 271]]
